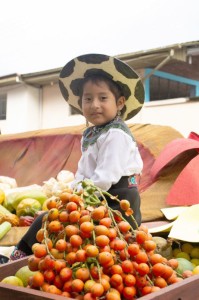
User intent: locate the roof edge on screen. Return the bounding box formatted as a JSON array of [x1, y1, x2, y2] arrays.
[[1, 40, 199, 88]]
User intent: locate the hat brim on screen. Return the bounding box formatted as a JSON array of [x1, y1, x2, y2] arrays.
[[59, 53, 144, 120]]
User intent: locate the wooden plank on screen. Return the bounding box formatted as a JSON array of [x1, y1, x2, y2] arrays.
[[0, 284, 71, 300], [140, 275, 199, 300], [0, 257, 29, 279], [1, 256, 199, 299], [0, 227, 29, 246], [142, 221, 170, 228]]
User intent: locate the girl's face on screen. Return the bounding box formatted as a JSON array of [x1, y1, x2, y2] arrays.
[[82, 80, 125, 126]]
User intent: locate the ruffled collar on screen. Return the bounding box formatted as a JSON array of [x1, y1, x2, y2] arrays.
[[82, 117, 134, 151]]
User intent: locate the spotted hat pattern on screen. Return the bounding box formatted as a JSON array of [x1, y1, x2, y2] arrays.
[[59, 53, 144, 120]]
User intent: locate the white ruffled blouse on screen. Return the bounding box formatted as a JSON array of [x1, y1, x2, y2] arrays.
[[74, 124, 143, 191]]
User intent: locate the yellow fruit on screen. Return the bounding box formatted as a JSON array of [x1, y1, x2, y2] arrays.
[[172, 248, 181, 257], [181, 243, 193, 254], [16, 198, 41, 217], [1, 276, 24, 286], [42, 199, 49, 211], [15, 265, 36, 287], [176, 252, 190, 261], [193, 265, 199, 275], [191, 258, 199, 266], [0, 189, 5, 205], [190, 247, 199, 259]]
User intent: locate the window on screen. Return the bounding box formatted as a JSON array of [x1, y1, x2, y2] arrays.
[[144, 69, 199, 102], [150, 76, 195, 101], [0, 94, 7, 120]]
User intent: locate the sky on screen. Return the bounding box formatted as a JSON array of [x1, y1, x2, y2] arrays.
[[0, 0, 199, 77]]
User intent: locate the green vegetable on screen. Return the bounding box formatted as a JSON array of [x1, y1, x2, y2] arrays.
[[0, 221, 11, 240], [2, 193, 18, 212], [0, 204, 13, 216], [176, 257, 194, 275], [13, 190, 47, 210], [16, 198, 42, 217], [4, 190, 47, 212]]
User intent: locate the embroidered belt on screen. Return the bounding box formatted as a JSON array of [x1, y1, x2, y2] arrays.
[[110, 175, 138, 189]]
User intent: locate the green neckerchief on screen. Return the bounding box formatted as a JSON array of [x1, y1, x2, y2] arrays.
[[82, 117, 135, 152]]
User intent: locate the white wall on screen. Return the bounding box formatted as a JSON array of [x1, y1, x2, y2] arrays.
[[0, 84, 40, 134], [130, 99, 199, 138], [42, 84, 85, 129]]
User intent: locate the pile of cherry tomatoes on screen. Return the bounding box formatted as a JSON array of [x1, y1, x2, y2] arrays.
[[27, 181, 182, 299]]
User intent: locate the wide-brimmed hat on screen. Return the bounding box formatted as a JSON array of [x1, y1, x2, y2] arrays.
[[59, 53, 144, 120]]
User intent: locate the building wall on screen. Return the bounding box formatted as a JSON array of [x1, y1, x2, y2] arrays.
[[147, 100, 199, 137], [1, 82, 199, 137], [0, 84, 41, 134], [42, 84, 85, 130], [42, 84, 68, 129], [127, 99, 199, 137]]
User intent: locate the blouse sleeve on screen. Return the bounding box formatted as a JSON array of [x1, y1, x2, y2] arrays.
[[89, 129, 141, 191]]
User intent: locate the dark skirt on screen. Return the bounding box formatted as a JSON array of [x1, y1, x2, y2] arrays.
[[107, 175, 141, 229], [13, 212, 47, 257]]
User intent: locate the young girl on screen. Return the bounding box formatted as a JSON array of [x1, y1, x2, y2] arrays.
[[10, 53, 144, 259]]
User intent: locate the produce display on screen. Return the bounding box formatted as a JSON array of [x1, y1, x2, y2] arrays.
[[172, 242, 199, 276], [0, 173, 72, 228], [1, 174, 199, 299], [0, 186, 47, 227], [2, 180, 199, 299]]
